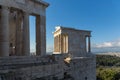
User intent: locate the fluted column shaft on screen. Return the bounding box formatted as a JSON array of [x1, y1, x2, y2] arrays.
[[15, 12, 22, 56], [22, 12, 30, 56], [0, 6, 9, 57], [36, 15, 46, 56], [54, 36, 57, 52]]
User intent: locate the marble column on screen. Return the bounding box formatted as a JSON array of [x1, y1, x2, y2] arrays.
[[22, 12, 30, 56], [0, 6, 9, 57], [36, 15, 46, 56], [63, 35, 66, 53], [61, 34, 63, 53], [55, 36, 57, 52], [88, 36, 91, 53], [59, 35, 62, 53], [54, 36, 56, 52], [66, 35, 68, 53], [15, 12, 22, 56], [57, 35, 59, 52]]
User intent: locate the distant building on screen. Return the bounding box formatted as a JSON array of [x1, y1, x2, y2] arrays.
[[53, 26, 96, 80], [53, 26, 91, 57]]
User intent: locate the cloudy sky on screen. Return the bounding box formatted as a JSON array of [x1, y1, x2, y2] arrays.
[[30, 0, 120, 53], [92, 39, 120, 53]]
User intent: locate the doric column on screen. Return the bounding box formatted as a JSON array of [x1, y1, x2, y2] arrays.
[[0, 6, 9, 57], [22, 12, 30, 56], [88, 36, 91, 53], [36, 15, 46, 56], [15, 12, 22, 56]]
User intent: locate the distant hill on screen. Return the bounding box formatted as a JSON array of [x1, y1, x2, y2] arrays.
[[96, 54, 120, 80], [96, 54, 120, 67], [96, 52, 120, 57]]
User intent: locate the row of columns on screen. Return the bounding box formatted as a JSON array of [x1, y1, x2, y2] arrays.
[[54, 35, 91, 54], [54, 34, 68, 53], [0, 6, 46, 57], [0, 6, 30, 56]]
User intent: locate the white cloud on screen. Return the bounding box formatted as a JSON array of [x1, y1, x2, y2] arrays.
[[92, 39, 120, 48], [95, 42, 112, 48], [92, 39, 120, 53]]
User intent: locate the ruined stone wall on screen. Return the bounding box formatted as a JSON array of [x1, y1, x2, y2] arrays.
[[0, 55, 65, 80], [69, 56, 96, 80], [0, 54, 96, 80], [61, 28, 91, 57]]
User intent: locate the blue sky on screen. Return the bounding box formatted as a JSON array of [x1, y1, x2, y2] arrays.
[[30, 0, 120, 53]]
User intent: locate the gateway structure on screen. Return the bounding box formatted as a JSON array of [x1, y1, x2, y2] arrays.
[[0, 0, 48, 56], [0, 0, 96, 80]]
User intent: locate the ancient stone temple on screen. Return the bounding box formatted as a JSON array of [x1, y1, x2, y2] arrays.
[[53, 26, 91, 57], [0, 0, 48, 56], [0, 0, 96, 80], [53, 26, 96, 80]]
